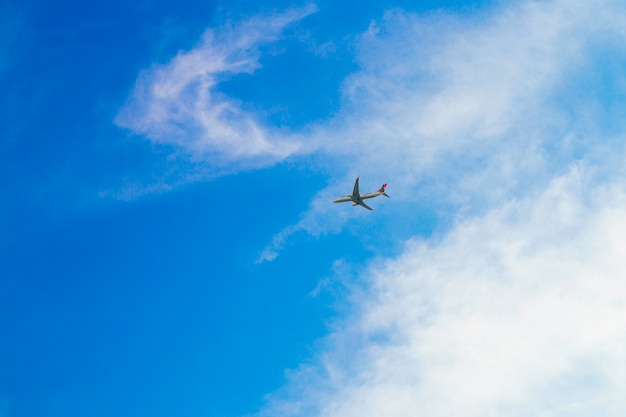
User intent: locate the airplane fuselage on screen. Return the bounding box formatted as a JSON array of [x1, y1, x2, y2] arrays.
[[332, 190, 386, 203]]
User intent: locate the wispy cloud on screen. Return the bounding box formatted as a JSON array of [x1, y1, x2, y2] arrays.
[[115, 5, 317, 168]]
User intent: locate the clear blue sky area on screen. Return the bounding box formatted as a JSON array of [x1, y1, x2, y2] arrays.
[[2, 169, 351, 416]]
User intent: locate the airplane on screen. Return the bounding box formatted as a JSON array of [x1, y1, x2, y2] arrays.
[[332, 176, 389, 210]]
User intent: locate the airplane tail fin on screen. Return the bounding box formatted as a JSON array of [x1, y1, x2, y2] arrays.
[[378, 183, 390, 198]]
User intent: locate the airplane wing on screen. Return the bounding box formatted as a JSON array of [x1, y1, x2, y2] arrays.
[[352, 176, 360, 199], [358, 200, 374, 211]]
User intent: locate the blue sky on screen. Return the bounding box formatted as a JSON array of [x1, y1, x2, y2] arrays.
[[4, 1, 626, 416]]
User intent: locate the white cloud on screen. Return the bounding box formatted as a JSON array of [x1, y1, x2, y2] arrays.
[[259, 166, 626, 416], [115, 5, 317, 167]]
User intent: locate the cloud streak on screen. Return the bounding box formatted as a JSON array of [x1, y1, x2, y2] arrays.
[[116, 5, 317, 167]]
